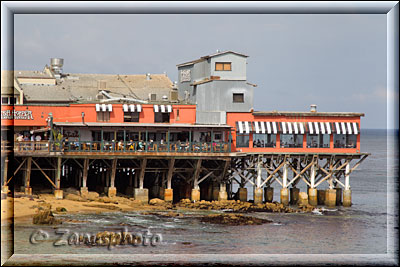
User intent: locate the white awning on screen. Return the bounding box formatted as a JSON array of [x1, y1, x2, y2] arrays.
[[287, 122, 293, 134], [244, 121, 250, 134], [154, 104, 172, 113], [96, 104, 101, 112], [341, 122, 346, 134], [129, 104, 135, 112], [238, 121, 244, 134], [281, 122, 287, 134], [325, 122, 331, 134], [167, 105, 172, 113], [101, 104, 107, 112], [308, 122, 314, 135], [153, 105, 159, 113], [314, 122, 319, 135], [353, 122, 358, 135], [108, 104, 113, 112], [254, 121, 260, 134], [293, 122, 299, 134], [320, 122, 326, 134], [160, 105, 166, 113], [272, 122, 278, 134], [347, 122, 352, 135], [265, 122, 270, 134], [299, 123, 305, 134], [335, 122, 341, 134], [123, 104, 128, 112]]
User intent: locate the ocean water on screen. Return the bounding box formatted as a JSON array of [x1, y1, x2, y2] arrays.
[[7, 129, 399, 259]]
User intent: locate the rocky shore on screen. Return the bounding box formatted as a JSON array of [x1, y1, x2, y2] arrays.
[[2, 188, 320, 226]]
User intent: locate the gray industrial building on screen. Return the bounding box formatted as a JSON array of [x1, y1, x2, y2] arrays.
[[177, 51, 256, 125]]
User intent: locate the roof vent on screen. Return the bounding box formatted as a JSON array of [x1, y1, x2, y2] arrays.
[[50, 58, 64, 74], [146, 73, 151, 80], [310, 104, 317, 113], [162, 95, 168, 101]]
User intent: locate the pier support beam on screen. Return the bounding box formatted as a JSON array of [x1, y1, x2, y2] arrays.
[[2, 157, 8, 193], [54, 157, 63, 199], [238, 188, 247, 202], [264, 187, 273, 203], [164, 159, 175, 202], [308, 161, 317, 206], [108, 159, 117, 198], [280, 162, 289, 206], [218, 183, 228, 201], [80, 158, 89, 198], [191, 159, 202, 202], [25, 157, 32, 195], [134, 159, 148, 203], [343, 163, 352, 207]]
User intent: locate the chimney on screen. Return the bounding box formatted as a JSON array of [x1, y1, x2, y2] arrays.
[[310, 104, 317, 113]]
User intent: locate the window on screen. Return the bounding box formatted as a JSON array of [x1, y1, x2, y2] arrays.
[[233, 93, 244, 103], [96, 112, 110, 122], [253, 134, 276, 148], [334, 134, 356, 148], [215, 62, 231, 71], [236, 133, 249, 148], [124, 112, 139, 122], [1, 97, 9, 105], [307, 134, 330, 148], [280, 134, 303, 148], [155, 112, 170, 123]]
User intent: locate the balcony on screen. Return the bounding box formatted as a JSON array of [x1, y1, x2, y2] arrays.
[[9, 140, 231, 155]]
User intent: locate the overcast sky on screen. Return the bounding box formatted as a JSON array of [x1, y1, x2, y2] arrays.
[[14, 14, 388, 129]]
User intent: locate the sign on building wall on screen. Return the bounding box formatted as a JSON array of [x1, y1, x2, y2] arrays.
[[180, 69, 191, 82], [1, 110, 34, 120]]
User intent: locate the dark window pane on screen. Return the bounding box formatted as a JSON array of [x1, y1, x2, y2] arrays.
[[233, 93, 244, 103]]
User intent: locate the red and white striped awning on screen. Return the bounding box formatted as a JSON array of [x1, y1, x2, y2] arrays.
[[95, 104, 113, 112], [253, 122, 278, 134], [154, 104, 172, 113], [280, 122, 305, 135], [333, 122, 359, 135], [236, 121, 251, 134], [123, 104, 142, 112]]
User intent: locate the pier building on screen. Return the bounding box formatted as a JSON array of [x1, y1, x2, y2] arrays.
[[1, 51, 368, 207]]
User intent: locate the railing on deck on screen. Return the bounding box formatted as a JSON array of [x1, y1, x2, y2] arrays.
[[13, 141, 50, 152], [1, 141, 12, 152], [12, 140, 231, 153]]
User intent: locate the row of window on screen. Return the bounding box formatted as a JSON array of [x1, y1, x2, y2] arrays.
[[237, 133, 357, 148], [97, 112, 171, 123], [1, 97, 17, 105]]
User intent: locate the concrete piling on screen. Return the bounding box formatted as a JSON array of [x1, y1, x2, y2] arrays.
[[80, 186, 89, 198], [238, 188, 247, 202], [218, 183, 228, 201], [325, 189, 336, 207], [164, 188, 173, 202], [343, 189, 352, 207], [253, 188, 263, 204], [191, 188, 200, 202], [54, 189, 63, 200], [264, 187, 273, 202], [317, 189, 325, 205], [108, 187, 117, 198], [280, 188, 289, 206], [298, 192, 308, 206], [289, 187, 299, 205], [308, 188, 318, 206], [335, 187, 342, 206], [134, 188, 149, 203]]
